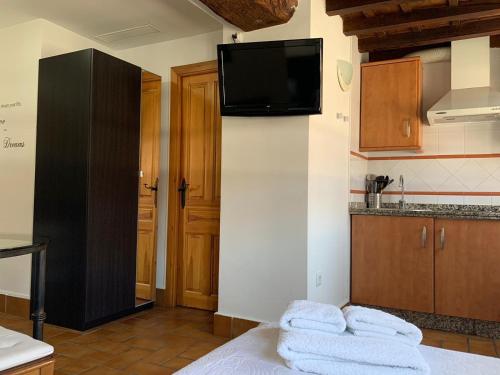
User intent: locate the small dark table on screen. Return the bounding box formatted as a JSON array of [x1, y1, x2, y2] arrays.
[[0, 237, 47, 340]]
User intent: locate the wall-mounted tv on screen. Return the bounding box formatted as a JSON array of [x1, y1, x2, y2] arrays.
[[217, 38, 323, 116]]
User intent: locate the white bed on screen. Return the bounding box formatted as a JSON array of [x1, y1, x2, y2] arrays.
[[176, 324, 500, 375]]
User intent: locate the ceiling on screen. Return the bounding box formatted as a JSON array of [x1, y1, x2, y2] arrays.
[[0, 0, 222, 49], [326, 0, 500, 53]]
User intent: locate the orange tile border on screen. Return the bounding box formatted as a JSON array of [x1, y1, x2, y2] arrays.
[[351, 189, 500, 196], [350, 151, 369, 160]]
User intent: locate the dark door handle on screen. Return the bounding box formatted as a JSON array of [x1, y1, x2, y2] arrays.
[[144, 180, 158, 192], [178, 178, 189, 209], [144, 178, 159, 207]]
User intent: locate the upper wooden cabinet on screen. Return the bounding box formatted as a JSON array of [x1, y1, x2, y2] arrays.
[[435, 219, 500, 322], [351, 215, 434, 313], [360, 57, 422, 151]]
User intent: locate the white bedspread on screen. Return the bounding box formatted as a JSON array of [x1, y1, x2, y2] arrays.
[[176, 324, 500, 375]]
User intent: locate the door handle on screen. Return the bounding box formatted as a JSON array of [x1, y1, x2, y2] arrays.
[[178, 178, 189, 209], [144, 182, 158, 192], [440, 227, 446, 250], [144, 177, 159, 207], [421, 225, 427, 248], [404, 119, 411, 138]]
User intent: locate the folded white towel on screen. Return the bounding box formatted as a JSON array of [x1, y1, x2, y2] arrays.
[[279, 300, 346, 334], [277, 329, 430, 375], [343, 305, 423, 346]]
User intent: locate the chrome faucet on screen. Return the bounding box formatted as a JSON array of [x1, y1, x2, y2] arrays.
[[399, 175, 406, 209]]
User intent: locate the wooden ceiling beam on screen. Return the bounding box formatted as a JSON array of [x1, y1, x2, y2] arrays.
[[326, 0, 405, 16], [358, 17, 500, 52], [199, 0, 297, 32], [344, 4, 500, 36]]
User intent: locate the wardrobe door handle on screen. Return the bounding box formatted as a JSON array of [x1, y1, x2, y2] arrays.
[[404, 120, 411, 138], [421, 226, 427, 248], [440, 227, 446, 250]]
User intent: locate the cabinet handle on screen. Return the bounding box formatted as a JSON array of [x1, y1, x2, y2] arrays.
[[404, 120, 411, 138], [440, 227, 445, 250], [421, 225, 427, 248]]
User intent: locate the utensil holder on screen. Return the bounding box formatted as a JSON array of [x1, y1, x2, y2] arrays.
[[367, 193, 382, 209]]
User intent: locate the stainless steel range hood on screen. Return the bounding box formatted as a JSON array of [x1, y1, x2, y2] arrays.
[[427, 37, 500, 125], [427, 86, 500, 125]]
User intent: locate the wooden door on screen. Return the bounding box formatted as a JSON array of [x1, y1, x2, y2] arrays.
[[360, 57, 422, 151], [435, 219, 500, 322], [176, 71, 221, 311], [351, 215, 434, 313], [136, 71, 161, 301]]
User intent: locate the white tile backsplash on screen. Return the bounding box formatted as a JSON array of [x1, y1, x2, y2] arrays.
[[454, 160, 490, 190], [464, 123, 500, 154], [437, 195, 464, 205], [437, 124, 465, 154], [463, 196, 493, 206]]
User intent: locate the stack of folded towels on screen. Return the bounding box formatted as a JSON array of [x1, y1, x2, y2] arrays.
[[277, 301, 430, 375]]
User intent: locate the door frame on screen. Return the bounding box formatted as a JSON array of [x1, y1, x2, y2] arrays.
[[165, 60, 218, 307]]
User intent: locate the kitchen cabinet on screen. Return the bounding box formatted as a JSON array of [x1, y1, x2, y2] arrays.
[[360, 57, 422, 151], [351, 215, 434, 313], [435, 220, 500, 322], [352, 215, 500, 322]]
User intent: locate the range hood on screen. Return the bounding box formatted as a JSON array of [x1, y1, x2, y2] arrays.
[[427, 86, 500, 125], [427, 37, 500, 125]]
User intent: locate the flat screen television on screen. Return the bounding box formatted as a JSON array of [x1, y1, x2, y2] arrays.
[[217, 38, 322, 116]]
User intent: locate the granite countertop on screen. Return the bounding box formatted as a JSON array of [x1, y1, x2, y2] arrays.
[[349, 202, 500, 220]]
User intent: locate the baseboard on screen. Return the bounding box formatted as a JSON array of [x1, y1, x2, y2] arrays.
[[0, 293, 30, 319], [213, 313, 260, 339], [155, 288, 167, 307]]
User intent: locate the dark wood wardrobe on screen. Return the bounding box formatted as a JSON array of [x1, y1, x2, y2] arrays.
[[34, 49, 142, 330]]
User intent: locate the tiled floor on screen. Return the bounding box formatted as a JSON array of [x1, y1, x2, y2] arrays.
[[0, 307, 498, 375], [0, 307, 228, 374]]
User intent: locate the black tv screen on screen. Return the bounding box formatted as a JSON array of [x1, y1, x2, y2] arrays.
[[217, 38, 322, 116]]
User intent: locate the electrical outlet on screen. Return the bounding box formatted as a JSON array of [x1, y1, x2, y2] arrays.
[[316, 272, 323, 287]]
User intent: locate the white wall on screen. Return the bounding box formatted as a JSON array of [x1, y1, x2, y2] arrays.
[[217, 1, 311, 323], [218, 1, 357, 322], [306, 3, 351, 306], [0, 20, 42, 299]]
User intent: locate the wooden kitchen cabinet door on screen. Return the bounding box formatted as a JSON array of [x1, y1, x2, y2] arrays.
[[351, 215, 434, 313], [435, 219, 500, 322], [360, 57, 422, 151]]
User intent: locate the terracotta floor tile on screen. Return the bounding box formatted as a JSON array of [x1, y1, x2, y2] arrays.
[[124, 336, 168, 351], [104, 348, 152, 370], [53, 342, 95, 359], [81, 366, 123, 375], [178, 341, 220, 360], [46, 331, 84, 345], [125, 361, 171, 375], [85, 339, 130, 354], [53, 355, 74, 369], [163, 356, 193, 370], [143, 343, 192, 365], [58, 357, 100, 374]]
